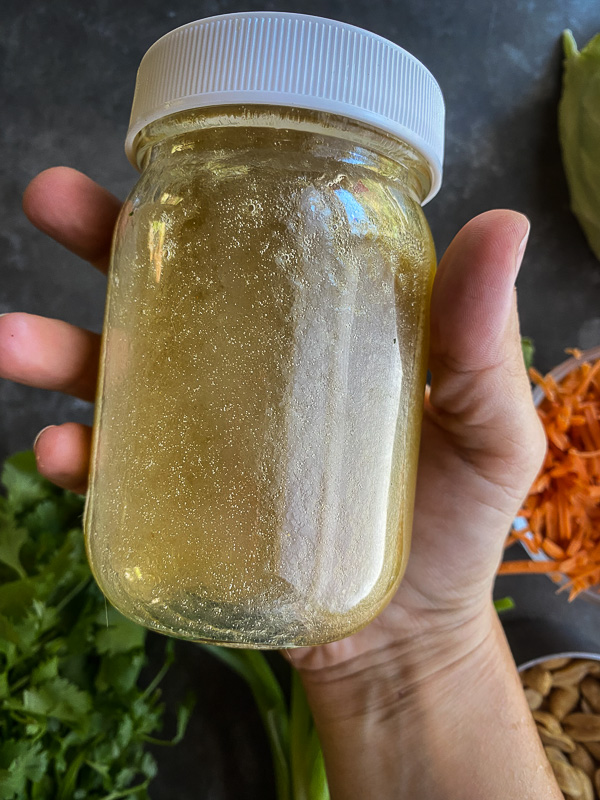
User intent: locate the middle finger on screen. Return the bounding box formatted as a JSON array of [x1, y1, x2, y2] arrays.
[[0, 312, 100, 402]]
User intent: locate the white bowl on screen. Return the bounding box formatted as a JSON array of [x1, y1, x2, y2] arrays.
[[518, 651, 600, 672]]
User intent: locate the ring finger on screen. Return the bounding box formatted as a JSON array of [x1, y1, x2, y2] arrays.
[[34, 422, 92, 494]]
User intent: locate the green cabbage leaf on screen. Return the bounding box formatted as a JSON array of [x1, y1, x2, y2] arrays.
[[559, 30, 600, 260]]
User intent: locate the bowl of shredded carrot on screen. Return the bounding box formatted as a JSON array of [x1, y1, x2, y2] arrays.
[[500, 346, 600, 602]]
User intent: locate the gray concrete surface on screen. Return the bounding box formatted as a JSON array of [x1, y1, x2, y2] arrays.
[[2, 0, 600, 797]]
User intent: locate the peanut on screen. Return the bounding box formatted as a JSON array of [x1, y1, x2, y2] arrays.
[[538, 727, 577, 753], [584, 742, 600, 760], [550, 687, 580, 721], [571, 743, 596, 780], [581, 677, 600, 714], [545, 745, 569, 764], [550, 758, 586, 796], [564, 713, 600, 743], [523, 665, 553, 696], [553, 661, 600, 688], [533, 710, 563, 735], [544, 657, 573, 671], [582, 698, 595, 715], [525, 687, 543, 710], [574, 768, 594, 800]]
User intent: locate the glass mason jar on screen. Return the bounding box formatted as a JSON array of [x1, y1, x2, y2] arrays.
[[83, 13, 444, 648]]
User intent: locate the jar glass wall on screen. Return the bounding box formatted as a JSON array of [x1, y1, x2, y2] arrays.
[[83, 107, 436, 647]]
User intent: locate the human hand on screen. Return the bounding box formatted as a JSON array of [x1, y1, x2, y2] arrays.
[[3, 169, 542, 677], [0, 168, 557, 799]]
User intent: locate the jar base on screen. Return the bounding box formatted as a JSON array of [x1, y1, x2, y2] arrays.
[[112, 588, 369, 649]]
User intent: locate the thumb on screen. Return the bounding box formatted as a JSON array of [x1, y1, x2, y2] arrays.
[[428, 209, 544, 479]]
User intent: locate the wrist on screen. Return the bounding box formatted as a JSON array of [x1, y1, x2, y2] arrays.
[[298, 605, 561, 800], [297, 599, 498, 725]]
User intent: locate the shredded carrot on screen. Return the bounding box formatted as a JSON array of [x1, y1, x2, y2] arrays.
[[498, 559, 560, 574], [498, 353, 600, 600], [569, 448, 600, 459], [541, 539, 565, 559]]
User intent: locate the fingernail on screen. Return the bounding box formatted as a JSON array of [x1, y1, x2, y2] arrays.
[[515, 217, 531, 276], [34, 425, 57, 450]]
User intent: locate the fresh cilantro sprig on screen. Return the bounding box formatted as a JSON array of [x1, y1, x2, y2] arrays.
[[0, 451, 192, 799]]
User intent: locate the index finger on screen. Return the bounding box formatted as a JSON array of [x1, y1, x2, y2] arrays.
[[22, 167, 123, 273]]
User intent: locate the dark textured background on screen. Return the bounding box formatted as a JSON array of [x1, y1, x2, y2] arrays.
[[2, 1, 600, 797]]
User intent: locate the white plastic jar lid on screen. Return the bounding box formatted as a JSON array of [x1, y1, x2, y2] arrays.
[[126, 12, 445, 203]]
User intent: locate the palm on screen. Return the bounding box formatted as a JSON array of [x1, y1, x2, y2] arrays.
[[289, 391, 542, 671], [0, 168, 544, 676]]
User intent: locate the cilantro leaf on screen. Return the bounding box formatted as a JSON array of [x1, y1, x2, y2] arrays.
[[0, 507, 26, 578], [0, 741, 48, 782], [1, 452, 50, 512], [95, 607, 147, 655], [23, 677, 92, 728], [0, 768, 25, 800]]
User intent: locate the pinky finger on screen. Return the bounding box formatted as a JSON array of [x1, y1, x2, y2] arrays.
[[34, 422, 92, 495]]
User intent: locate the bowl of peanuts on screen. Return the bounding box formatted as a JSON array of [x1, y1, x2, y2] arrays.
[[520, 653, 600, 799]]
